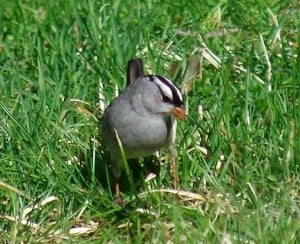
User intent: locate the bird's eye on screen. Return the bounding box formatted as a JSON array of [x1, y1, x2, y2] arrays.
[[162, 94, 172, 103]]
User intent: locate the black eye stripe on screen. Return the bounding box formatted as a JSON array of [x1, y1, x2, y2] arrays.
[[145, 75, 183, 107], [155, 75, 183, 107], [161, 92, 172, 103]]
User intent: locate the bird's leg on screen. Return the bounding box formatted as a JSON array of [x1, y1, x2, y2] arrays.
[[114, 177, 124, 205], [115, 178, 120, 198], [111, 156, 124, 204], [171, 154, 178, 189], [168, 118, 178, 189]]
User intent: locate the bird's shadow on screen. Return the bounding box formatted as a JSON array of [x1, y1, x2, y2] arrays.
[[81, 143, 161, 198]]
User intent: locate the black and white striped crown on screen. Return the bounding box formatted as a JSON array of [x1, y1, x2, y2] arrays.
[[144, 75, 183, 107]]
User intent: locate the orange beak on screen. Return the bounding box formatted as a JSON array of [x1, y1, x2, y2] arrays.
[[171, 106, 186, 120]]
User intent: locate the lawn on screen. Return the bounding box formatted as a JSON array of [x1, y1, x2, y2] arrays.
[[0, 0, 299, 242]]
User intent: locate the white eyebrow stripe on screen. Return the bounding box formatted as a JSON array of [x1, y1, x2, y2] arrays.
[[144, 75, 184, 107], [169, 79, 183, 101], [152, 76, 173, 100], [155, 75, 183, 103]]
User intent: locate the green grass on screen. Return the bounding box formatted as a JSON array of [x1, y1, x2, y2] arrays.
[[0, 0, 299, 242]]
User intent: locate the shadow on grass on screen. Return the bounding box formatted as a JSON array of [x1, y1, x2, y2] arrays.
[[80, 143, 161, 201]]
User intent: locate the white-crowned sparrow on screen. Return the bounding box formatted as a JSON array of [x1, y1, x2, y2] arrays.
[[102, 58, 185, 199]]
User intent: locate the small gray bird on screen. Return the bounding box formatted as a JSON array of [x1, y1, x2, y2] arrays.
[[102, 58, 185, 200]]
